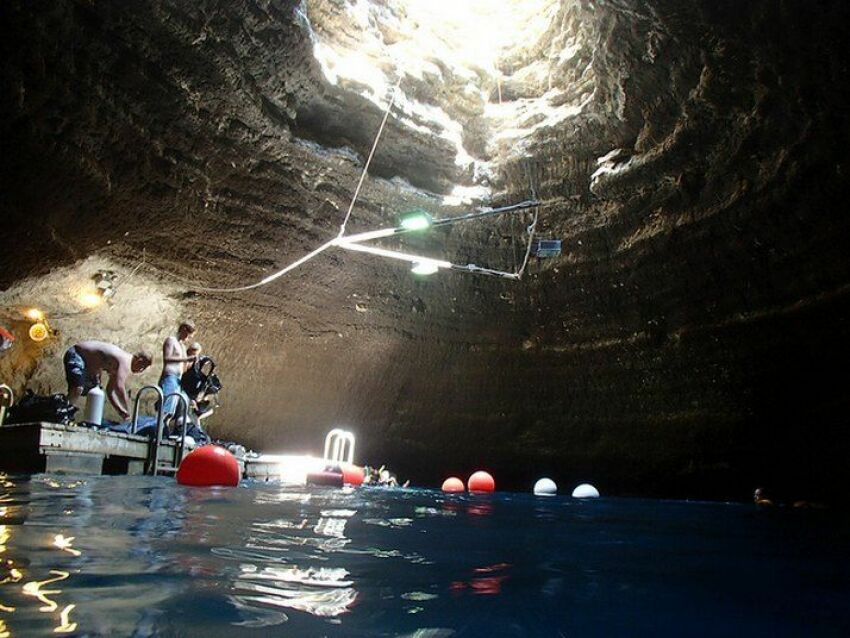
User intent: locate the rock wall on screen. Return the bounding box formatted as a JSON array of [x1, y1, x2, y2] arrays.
[[1, 0, 849, 500]]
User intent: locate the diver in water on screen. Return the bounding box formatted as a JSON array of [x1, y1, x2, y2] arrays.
[[753, 487, 775, 507]]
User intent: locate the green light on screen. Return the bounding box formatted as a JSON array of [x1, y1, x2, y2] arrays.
[[399, 209, 433, 231], [411, 261, 439, 276]]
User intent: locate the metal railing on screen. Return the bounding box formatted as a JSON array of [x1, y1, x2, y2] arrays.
[[131, 385, 165, 476], [160, 392, 190, 476], [0, 384, 13, 427], [323, 428, 355, 466]]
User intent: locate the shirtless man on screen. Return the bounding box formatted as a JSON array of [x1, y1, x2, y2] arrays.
[[63, 341, 152, 420], [159, 321, 196, 418]]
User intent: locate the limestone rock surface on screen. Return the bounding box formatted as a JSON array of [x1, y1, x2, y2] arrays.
[[1, 0, 849, 499]]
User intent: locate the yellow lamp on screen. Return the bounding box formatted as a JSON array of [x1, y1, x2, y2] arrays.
[[29, 322, 49, 342]]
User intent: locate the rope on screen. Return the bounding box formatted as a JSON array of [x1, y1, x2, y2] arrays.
[[515, 206, 539, 278], [145, 79, 566, 291], [110, 249, 146, 295], [514, 160, 540, 278], [338, 77, 402, 238], [188, 239, 338, 293], [185, 79, 402, 294]]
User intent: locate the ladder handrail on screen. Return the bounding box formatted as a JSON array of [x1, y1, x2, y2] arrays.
[[161, 392, 190, 475], [0, 384, 13, 427], [131, 385, 164, 475], [131, 385, 164, 434], [323, 428, 355, 465]]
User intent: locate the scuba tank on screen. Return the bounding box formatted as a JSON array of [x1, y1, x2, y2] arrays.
[[84, 386, 105, 425]]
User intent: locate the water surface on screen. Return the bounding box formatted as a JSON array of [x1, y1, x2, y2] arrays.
[[1, 474, 848, 636]]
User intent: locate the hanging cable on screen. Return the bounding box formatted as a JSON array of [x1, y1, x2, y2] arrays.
[[188, 238, 338, 293], [338, 76, 402, 239], [182, 78, 402, 294], [148, 75, 559, 290], [515, 206, 539, 279], [514, 160, 541, 278]]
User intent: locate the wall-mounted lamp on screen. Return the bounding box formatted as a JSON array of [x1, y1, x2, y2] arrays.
[[23, 308, 52, 342], [75, 270, 116, 309], [25, 308, 44, 322], [77, 291, 103, 309], [28, 322, 49, 342]]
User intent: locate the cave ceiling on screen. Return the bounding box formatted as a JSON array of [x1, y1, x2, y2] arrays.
[[1, 0, 849, 498]]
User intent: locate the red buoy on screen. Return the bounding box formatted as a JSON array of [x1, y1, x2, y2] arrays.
[[441, 477, 465, 493], [176, 445, 240, 487], [468, 470, 495, 493], [341, 463, 365, 486]]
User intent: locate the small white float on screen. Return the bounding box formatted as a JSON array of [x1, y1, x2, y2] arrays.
[[533, 477, 557, 496], [572, 483, 600, 498]]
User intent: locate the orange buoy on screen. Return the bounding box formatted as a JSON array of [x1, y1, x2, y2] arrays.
[[441, 477, 465, 493], [468, 470, 495, 493], [341, 463, 365, 486], [176, 445, 240, 487]]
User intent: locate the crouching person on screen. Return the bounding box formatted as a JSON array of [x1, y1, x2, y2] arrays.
[[64, 341, 152, 421]]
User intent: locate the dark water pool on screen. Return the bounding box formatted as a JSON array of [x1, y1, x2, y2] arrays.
[[1, 474, 848, 637]]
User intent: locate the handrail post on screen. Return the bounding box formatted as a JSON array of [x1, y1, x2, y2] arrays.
[[345, 432, 355, 465], [163, 392, 190, 471], [131, 385, 164, 475], [0, 384, 14, 427], [323, 428, 356, 465], [131, 385, 165, 434], [324, 428, 344, 461]]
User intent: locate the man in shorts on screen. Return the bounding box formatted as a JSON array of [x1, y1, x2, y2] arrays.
[[159, 320, 197, 422], [64, 341, 152, 420]]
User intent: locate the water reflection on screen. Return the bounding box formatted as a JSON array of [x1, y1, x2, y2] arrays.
[[55, 602, 77, 633], [222, 488, 361, 625], [0, 474, 196, 635], [52, 535, 80, 557], [22, 569, 70, 611], [232, 564, 356, 617], [449, 563, 512, 596]]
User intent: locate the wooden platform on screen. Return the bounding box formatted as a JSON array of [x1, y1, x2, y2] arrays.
[[0, 421, 188, 475], [0, 422, 322, 482]]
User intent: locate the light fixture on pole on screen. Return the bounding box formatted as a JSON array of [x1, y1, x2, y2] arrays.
[[411, 261, 440, 276], [398, 209, 433, 231], [333, 200, 540, 279]]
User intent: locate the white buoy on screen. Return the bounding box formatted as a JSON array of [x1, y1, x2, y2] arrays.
[[533, 477, 557, 496], [84, 386, 105, 425], [572, 483, 600, 498]]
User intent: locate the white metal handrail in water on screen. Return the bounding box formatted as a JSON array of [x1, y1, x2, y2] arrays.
[[323, 428, 355, 465], [0, 384, 13, 427], [131, 385, 165, 475]]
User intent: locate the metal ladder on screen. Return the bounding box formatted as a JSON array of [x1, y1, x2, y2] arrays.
[[323, 428, 355, 465], [0, 384, 13, 427], [131, 386, 188, 476]]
